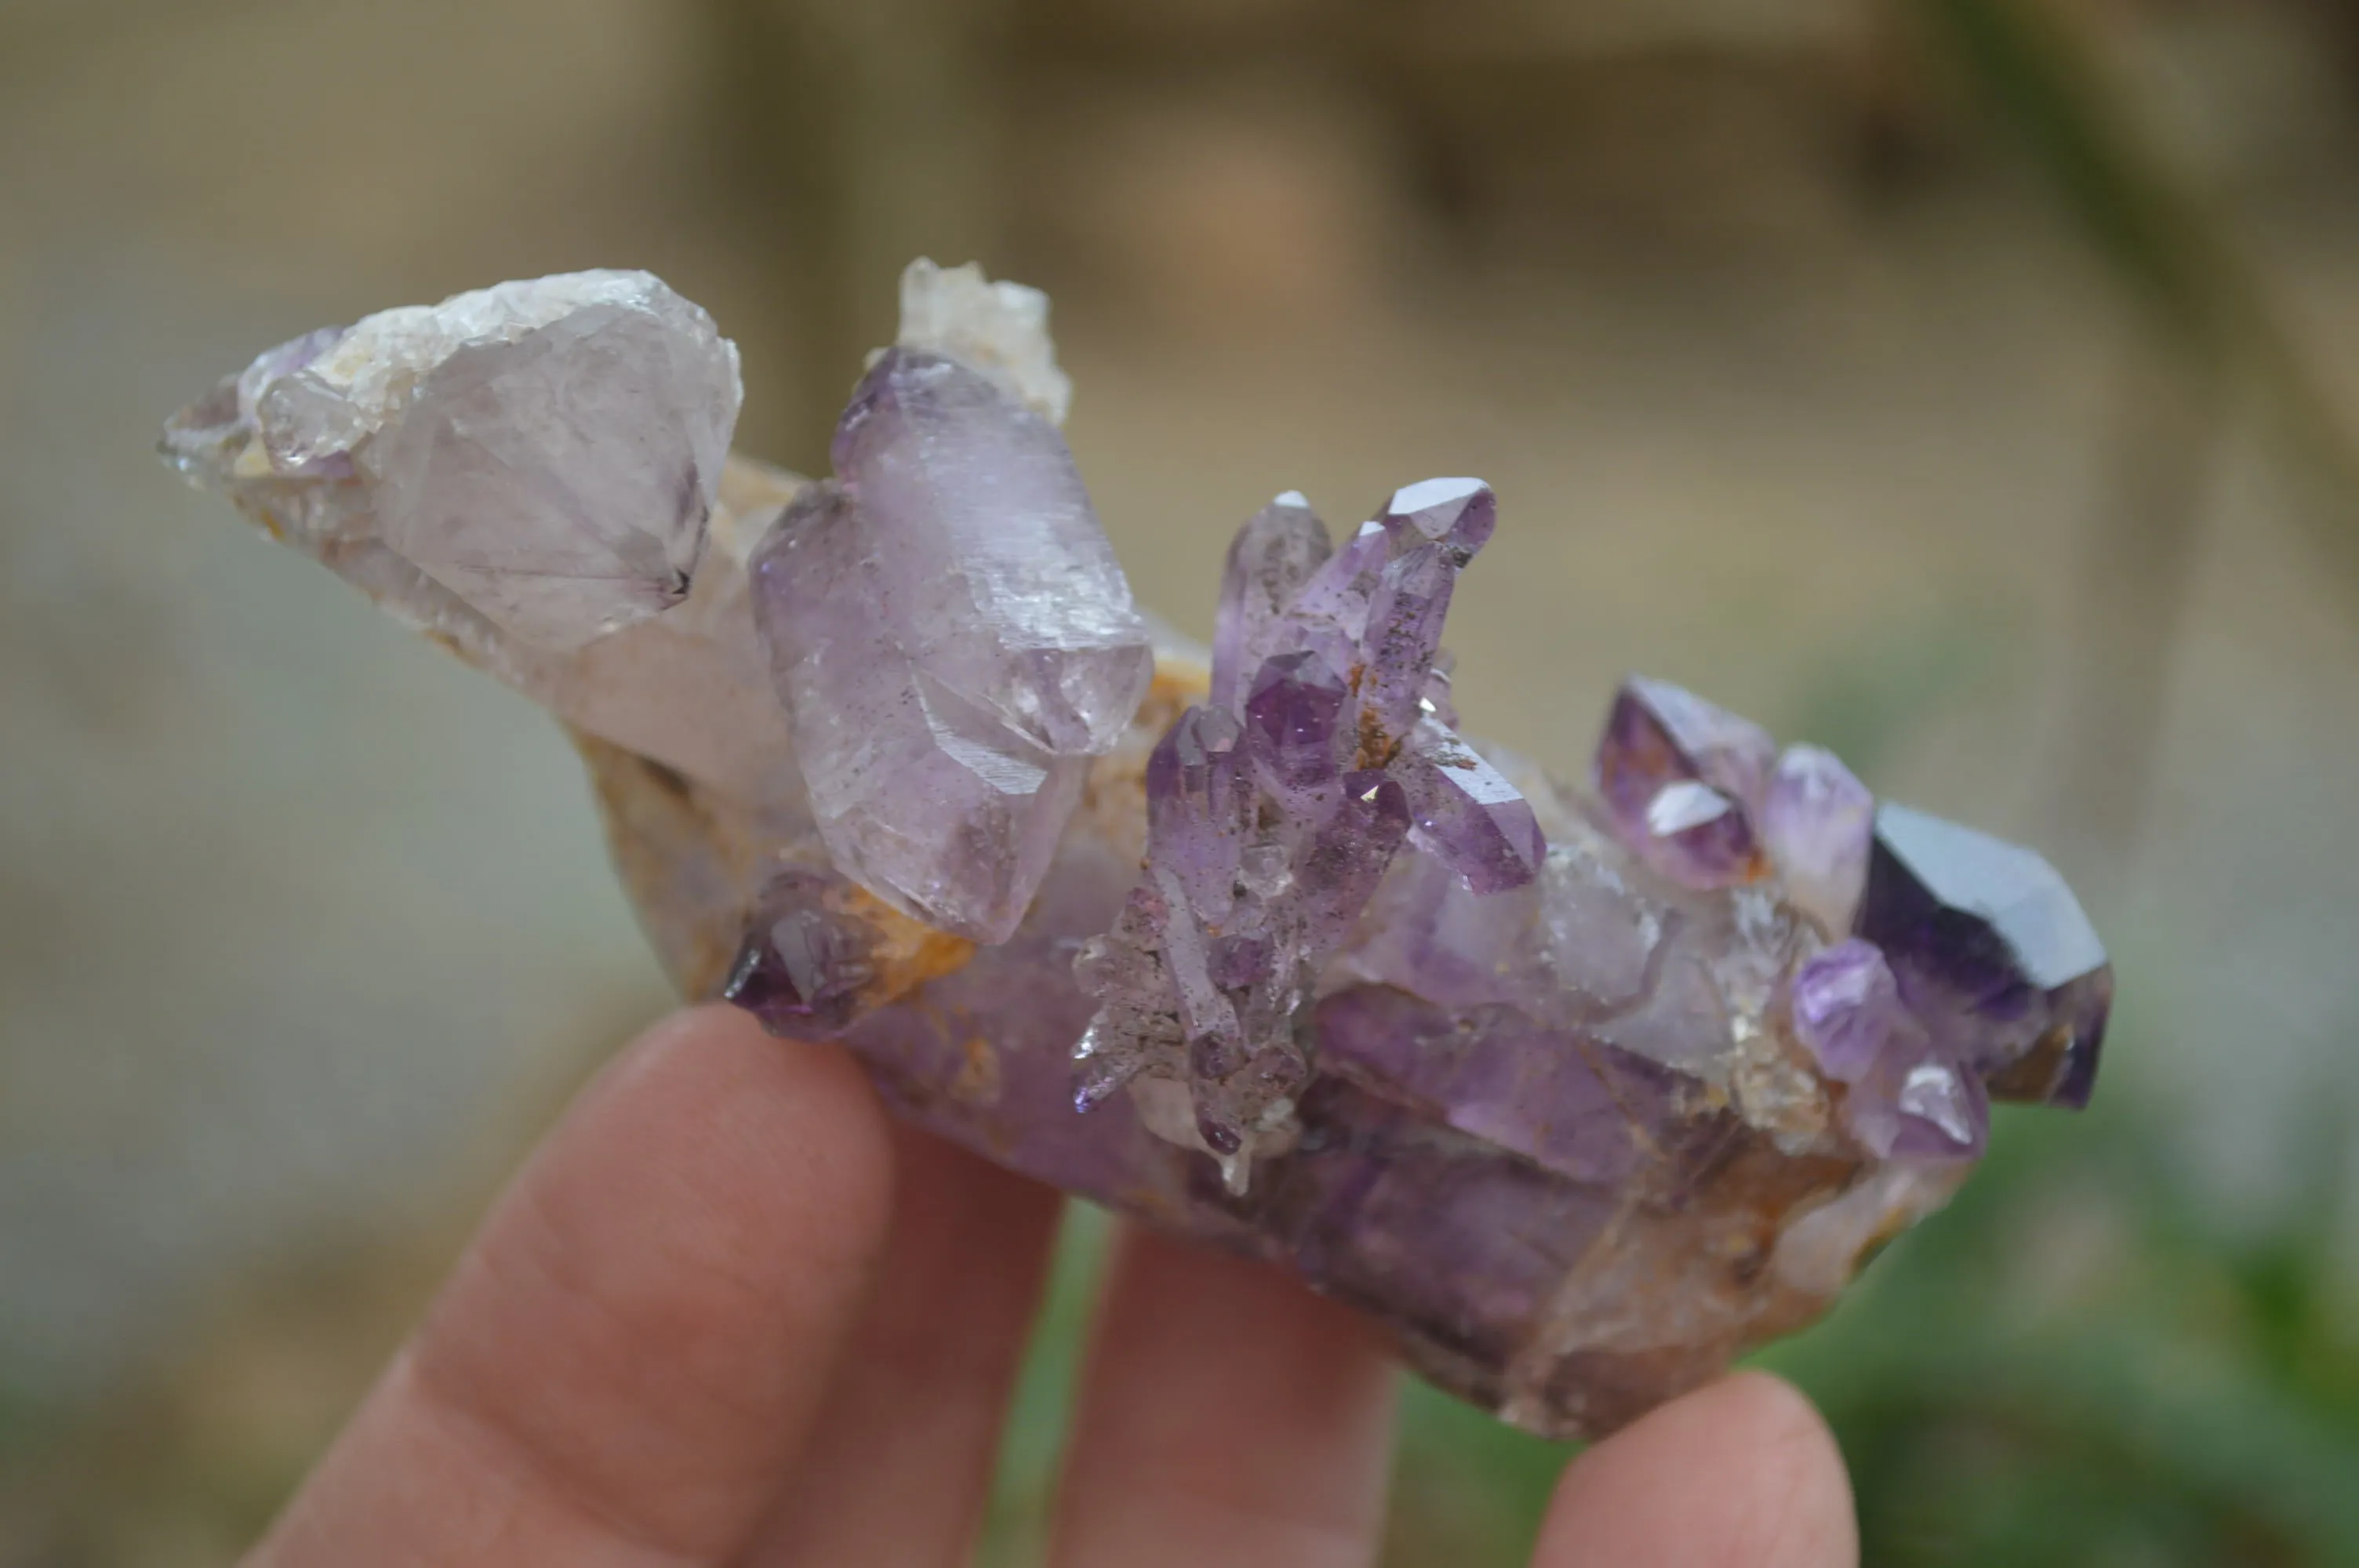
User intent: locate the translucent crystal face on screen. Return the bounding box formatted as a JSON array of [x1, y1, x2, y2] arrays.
[[1789, 938, 1990, 1160], [829, 350, 1152, 753], [249, 272, 740, 651], [1379, 475, 1497, 562], [751, 481, 1093, 942], [365, 301, 726, 648], [1761, 744, 1874, 935], [748, 349, 1152, 942]]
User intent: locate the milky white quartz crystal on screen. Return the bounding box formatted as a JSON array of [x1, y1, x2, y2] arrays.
[[892, 257, 1074, 426], [184, 270, 741, 652], [163, 270, 792, 803]]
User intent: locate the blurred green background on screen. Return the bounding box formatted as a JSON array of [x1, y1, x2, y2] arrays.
[[4, 0, 2358, 1562]]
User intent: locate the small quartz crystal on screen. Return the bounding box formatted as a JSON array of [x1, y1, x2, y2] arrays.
[[893, 257, 1073, 424], [1790, 938, 1988, 1159], [1762, 744, 1875, 935], [171, 270, 742, 651], [723, 869, 881, 1035], [1594, 677, 1775, 887]]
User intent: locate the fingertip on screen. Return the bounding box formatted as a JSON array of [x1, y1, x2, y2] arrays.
[[1536, 1371, 1856, 1568]]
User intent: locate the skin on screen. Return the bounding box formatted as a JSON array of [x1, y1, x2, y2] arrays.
[[251, 1005, 1859, 1567]]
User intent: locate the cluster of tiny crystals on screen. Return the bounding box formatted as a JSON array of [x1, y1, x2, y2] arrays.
[[1070, 481, 1546, 1189]]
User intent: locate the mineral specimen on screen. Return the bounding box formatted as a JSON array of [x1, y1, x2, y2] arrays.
[[165, 258, 2114, 1443]]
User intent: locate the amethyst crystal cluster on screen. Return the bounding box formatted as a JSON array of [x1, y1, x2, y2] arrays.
[[164, 261, 2112, 1440], [1072, 482, 1544, 1189]]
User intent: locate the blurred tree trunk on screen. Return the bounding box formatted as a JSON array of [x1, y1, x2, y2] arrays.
[[2048, 330, 2217, 877], [698, 0, 1007, 472]]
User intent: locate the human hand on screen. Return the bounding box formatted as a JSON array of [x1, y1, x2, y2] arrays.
[[249, 1006, 1857, 1566]]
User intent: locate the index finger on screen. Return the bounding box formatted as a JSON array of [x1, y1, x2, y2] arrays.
[[249, 1004, 894, 1566]]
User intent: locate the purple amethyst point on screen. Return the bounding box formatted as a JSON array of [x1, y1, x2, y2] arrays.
[[755, 346, 1150, 941], [1380, 477, 1497, 565], [1788, 938, 1905, 1083], [1885, 1055, 1990, 1160], [722, 870, 881, 1036], [1212, 492, 1332, 712], [1291, 770, 1414, 949], [1601, 677, 1776, 809], [826, 348, 1150, 756], [1397, 720, 1545, 894], [1244, 650, 1350, 796], [1594, 677, 1774, 887], [1634, 779, 1760, 890], [1146, 705, 1249, 920], [1858, 802, 2111, 1109], [1785, 937, 1987, 1160], [1283, 518, 1391, 661]]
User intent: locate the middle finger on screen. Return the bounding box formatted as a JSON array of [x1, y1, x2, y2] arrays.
[[740, 1120, 1062, 1566]]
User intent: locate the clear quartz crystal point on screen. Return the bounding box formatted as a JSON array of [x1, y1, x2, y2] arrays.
[[173, 270, 741, 651], [1397, 719, 1547, 893], [162, 271, 793, 804], [750, 347, 1153, 940]]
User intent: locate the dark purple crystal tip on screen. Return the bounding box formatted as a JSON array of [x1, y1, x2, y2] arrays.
[[1857, 803, 2111, 1109], [722, 869, 880, 1036], [1593, 677, 1775, 889]]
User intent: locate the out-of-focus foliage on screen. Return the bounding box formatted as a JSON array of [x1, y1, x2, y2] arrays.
[[1785, 1091, 2359, 1566], [1917, 0, 2359, 583]]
